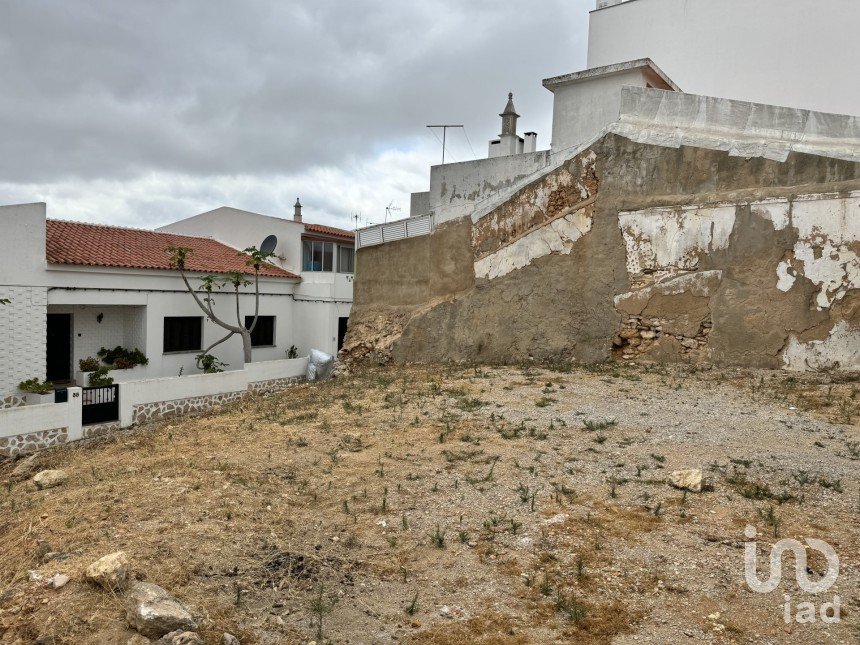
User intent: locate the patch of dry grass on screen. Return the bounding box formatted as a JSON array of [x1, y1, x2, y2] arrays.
[[0, 363, 856, 644]]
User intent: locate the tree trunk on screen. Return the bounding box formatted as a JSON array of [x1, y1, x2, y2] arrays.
[[241, 331, 252, 364]]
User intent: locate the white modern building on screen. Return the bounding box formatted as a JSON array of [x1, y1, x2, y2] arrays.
[[0, 201, 354, 408], [588, 0, 860, 117], [389, 0, 860, 239]]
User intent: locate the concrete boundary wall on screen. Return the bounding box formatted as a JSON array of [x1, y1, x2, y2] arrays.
[[119, 357, 309, 426], [0, 358, 309, 458], [0, 387, 82, 457]]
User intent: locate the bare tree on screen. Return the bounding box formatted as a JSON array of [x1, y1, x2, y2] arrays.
[[166, 245, 273, 370]]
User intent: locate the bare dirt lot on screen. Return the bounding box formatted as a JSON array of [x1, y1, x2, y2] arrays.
[[0, 363, 858, 644]]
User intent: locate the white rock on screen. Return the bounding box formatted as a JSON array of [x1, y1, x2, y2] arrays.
[[49, 573, 70, 589], [85, 551, 130, 590], [155, 631, 202, 645], [32, 469, 68, 490], [669, 469, 704, 493], [127, 582, 198, 639], [221, 634, 240, 645]]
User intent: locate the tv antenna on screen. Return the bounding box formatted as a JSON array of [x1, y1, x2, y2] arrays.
[[426, 124, 464, 165], [384, 201, 401, 223]]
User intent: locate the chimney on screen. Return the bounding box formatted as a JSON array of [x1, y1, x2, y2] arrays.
[[523, 132, 537, 153], [293, 197, 302, 222]]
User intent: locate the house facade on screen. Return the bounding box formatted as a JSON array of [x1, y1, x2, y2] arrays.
[[0, 201, 354, 407], [157, 199, 355, 356]]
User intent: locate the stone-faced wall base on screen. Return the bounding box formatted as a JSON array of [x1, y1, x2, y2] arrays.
[[132, 391, 247, 425], [130, 377, 305, 426], [248, 376, 305, 395], [82, 422, 121, 439], [0, 427, 68, 457], [1, 395, 26, 410]]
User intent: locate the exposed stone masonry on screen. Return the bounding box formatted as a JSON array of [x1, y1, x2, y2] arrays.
[[248, 376, 304, 395], [132, 391, 247, 425], [82, 422, 121, 439], [0, 395, 25, 410], [614, 315, 711, 361], [0, 427, 68, 458], [132, 376, 305, 425]]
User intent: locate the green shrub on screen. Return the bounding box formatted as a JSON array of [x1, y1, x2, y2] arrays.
[[18, 378, 53, 394], [196, 353, 228, 374], [97, 346, 148, 368], [88, 366, 114, 386]]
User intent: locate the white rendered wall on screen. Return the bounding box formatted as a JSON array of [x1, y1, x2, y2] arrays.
[[158, 206, 354, 357], [157, 206, 307, 276], [548, 68, 649, 154], [428, 151, 552, 224], [118, 358, 308, 427], [0, 204, 49, 395], [0, 387, 82, 443], [410, 191, 431, 217], [0, 285, 47, 394], [46, 266, 298, 379], [587, 0, 860, 116], [47, 304, 139, 374]]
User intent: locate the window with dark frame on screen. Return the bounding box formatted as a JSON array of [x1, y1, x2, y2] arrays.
[[338, 245, 355, 273], [163, 316, 202, 353], [302, 240, 334, 271], [244, 315, 275, 347]]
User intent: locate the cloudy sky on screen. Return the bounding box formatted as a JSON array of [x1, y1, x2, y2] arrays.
[[0, 1, 592, 230]]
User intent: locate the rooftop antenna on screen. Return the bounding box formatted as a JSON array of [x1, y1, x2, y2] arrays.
[[352, 212, 361, 231], [384, 201, 401, 223], [426, 124, 464, 165]]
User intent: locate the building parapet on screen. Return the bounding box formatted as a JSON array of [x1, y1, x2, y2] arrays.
[[356, 213, 434, 249]]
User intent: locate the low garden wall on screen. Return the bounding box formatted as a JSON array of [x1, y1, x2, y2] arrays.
[[0, 388, 83, 457], [0, 357, 309, 458]]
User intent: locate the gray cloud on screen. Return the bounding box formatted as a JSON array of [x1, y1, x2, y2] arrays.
[[0, 0, 591, 226]]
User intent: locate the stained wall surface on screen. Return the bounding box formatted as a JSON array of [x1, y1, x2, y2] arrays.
[[345, 134, 860, 370]]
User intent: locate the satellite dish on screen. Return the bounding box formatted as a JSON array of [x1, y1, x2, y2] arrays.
[[260, 235, 278, 255]]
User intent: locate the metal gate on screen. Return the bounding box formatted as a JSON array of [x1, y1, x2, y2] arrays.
[[81, 384, 119, 425]]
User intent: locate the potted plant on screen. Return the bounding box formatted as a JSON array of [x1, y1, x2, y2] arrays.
[[88, 366, 114, 387], [18, 377, 55, 405]]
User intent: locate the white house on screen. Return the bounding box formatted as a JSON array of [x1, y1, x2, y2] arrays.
[[0, 201, 354, 408]]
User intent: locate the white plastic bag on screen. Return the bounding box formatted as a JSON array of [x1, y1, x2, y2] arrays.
[[306, 348, 335, 381]]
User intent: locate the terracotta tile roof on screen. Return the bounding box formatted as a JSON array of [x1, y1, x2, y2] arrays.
[[45, 220, 299, 279], [304, 223, 355, 240]]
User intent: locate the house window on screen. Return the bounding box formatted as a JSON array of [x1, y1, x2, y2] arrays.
[[338, 245, 355, 273], [163, 316, 202, 353], [245, 315, 275, 347], [302, 240, 334, 271]]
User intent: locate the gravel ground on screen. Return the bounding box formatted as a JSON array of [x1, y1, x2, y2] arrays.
[[0, 362, 857, 644]]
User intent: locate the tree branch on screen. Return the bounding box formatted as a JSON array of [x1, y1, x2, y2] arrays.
[[196, 331, 235, 370], [178, 268, 244, 333]]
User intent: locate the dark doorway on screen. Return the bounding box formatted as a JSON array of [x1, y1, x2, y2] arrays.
[[46, 313, 72, 382], [337, 317, 349, 351]]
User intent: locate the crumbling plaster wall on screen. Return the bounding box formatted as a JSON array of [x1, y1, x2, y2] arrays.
[[345, 134, 860, 369]]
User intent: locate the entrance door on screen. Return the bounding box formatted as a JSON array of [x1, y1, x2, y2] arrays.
[[46, 313, 72, 382], [337, 317, 349, 351]]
